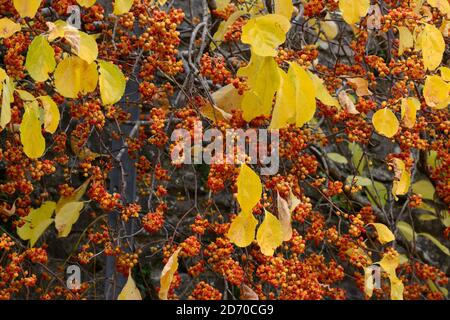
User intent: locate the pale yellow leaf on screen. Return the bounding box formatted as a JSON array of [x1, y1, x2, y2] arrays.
[[159, 247, 181, 300], [256, 210, 283, 256], [0, 18, 21, 38], [118, 273, 142, 300], [13, 0, 42, 18], [236, 163, 262, 213]]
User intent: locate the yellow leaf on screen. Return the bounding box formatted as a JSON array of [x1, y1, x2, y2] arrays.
[[1, 77, 14, 129], [227, 210, 258, 247], [159, 247, 181, 300], [55, 201, 84, 237], [364, 266, 375, 298], [423, 75, 450, 109], [200, 84, 242, 122], [277, 192, 292, 241], [236, 163, 262, 213], [54, 56, 98, 98], [397, 26, 414, 55], [118, 273, 142, 300], [339, 0, 370, 25], [369, 223, 395, 244], [13, 0, 42, 18], [389, 275, 404, 300], [237, 54, 280, 121], [269, 68, 296, 129], [17, 201, 55, 247], [25, 35, 56, 83], [274, 0, 294, 20], [39, 96, 60, 134], [70, 31, 99, 65], [307, 71, 340, 108], [391, 158, 411, 198], [0, 18, 21, 38], [20, 102, 45, 159], [15, 89, 35, 101], [113, 0, 134, 15], [289, 63, 316, 127], [256, 210, 283, 256], [419, 23, 445, 71], [379, 253, 404, 300], [400, 97, 419, 128], [427, 0, 450, 16], [412, 179, 435, 200], [98, 60, 127, 105], [439, 66, 450, 81], [347, 77, 372, 96], [212, 10, 245, 47], [56, 179, 91, 214], [372, 108, 399, 138], [77, 0, 97, 7], [241, 14, 291, 57], [320, 17, 339, 40]]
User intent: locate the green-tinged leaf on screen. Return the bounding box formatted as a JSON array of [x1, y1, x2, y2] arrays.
[[418, 213, 438, 221], [418, 233, 450, 255], [25, 35, 56, 82], [397, 221, 414, 241], [348, 142, 366, 175], [17, 201, 55, 247], [98, 60, 126, 105], [20, 102, 45, 159], [55, 201, 84, 237], [327, 152, 348, 164], [412, 179, 435, 200], [366, 181, 387, 208], [346, 175, 372, 186]]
